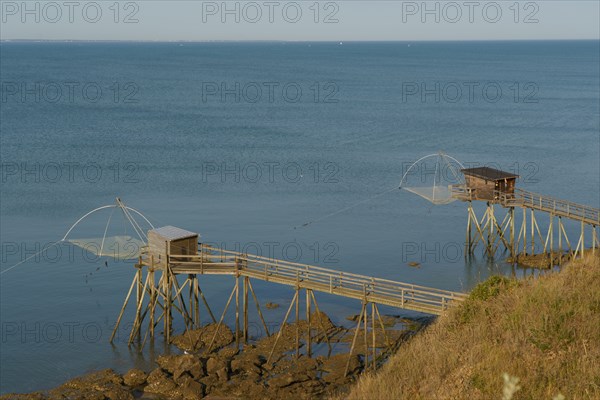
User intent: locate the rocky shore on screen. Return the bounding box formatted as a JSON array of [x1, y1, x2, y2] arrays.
[[1, 312, 429, 400]]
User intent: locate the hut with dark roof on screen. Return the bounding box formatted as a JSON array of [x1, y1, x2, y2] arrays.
[[460, 166, 519, 201]]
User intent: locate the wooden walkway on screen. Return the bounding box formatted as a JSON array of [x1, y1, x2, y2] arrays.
[[500, 189, 600, 226], [142, 245, 468, 316], [452, 186, 599, 225]]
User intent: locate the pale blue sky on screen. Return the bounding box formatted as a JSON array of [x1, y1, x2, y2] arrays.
[[1, 1, 599, 41]]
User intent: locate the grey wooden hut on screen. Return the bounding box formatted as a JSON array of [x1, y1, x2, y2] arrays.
[[147, 226, 199, 266]]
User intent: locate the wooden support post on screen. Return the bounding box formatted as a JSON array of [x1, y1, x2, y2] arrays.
[[110, 272, 138, 343], [371, 302, 376, 371], [509, 207, 515, 257], [558, 217, 563, 263], [531, 210, 535, 255], [487, 204, 495, 256], [523, 208, 527, 255], [580, 220, 585, 258], [267, 291, 298, 365], [171, 270, 193, 329], [129, 272, 150, 344], [344, 302, 365, 377], [363, 301, 368, 369], [295, 286, 300, 358], [135, 265, 142, 338], [206, 282, 237, 354], [373, 304, 391, 349], [193, 275, 200, 327], [310, 291, 332, 356], [188, 275, 194, 328], [149, 266, 156, 337], [235, 276, 240, 347], [466, 202, 472, 255], [165, 272, 172, 342], [198, 282, 217, 324], [248, 279, 270, 337], [549, 215, 554, 267], [243, 276, 249, 343], [306, 289, 312, 358]]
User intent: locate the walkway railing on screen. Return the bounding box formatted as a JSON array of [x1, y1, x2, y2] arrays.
[[451, 185, 599, 226], [500, 189, 600, 225], [150, 245, 468, 315]]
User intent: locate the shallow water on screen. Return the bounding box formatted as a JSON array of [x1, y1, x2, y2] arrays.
[[1, 41, 598, 394]]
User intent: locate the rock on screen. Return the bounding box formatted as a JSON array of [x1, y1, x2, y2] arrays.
[[123, 368, 147, 387], [216, 367, 229, 383], [206, 357, 228, 375], [176, 355, 205, 381], [47, 369, 133, 400], [177, 375, 206, 400], [144, 368, 178, 396], [172, 324, 234, 352], [156, 354, 205, 382], [265, 302, 279, 309], [156, 354, 179, 374], [218, 346, 239, 359], [408, 261, 421, 268], [268, 372, 311, 388], [0, 395, 46, 400], [311, 311, 335, 331]]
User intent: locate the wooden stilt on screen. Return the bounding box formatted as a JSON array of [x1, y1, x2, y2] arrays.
[[110, 272, 138, 343], [206, 282, 237, 353], [129, 272, 150, 343], [306, 288, 311, 357], [198, 282, 217, 324], [523, 208, 527, 255], [580, 220, 585, 258], [363, 301, 368, 368], [373, 304, 391, 349], [531, 210, 535, 254], [135, 265, 142, 338], [247, 279, 270, 337], [344, 302, 365, 377], [295, 286, 300, 358], [310, 291, 332, 355], [593, 226, 597, 255], [371, 302, 376, 371], [267, 291, 298, 365], [235, 276, 240, 347], [243, 276, 249, 343], [466, 202, 472, 255], [509, 207, 515, 257]]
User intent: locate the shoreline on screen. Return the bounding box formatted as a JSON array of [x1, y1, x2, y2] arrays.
[[0, 313, 431, 399]]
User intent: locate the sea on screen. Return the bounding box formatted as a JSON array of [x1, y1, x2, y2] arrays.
[[1, 40, 598, 394]]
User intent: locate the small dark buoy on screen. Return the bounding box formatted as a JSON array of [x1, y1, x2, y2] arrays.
[[104, 261, 108, 267]]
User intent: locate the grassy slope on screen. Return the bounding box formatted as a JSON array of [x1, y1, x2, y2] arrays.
[[339, 254, 600, 400]]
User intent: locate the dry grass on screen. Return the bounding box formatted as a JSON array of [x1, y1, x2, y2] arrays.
[[337, 254, 600, 400]]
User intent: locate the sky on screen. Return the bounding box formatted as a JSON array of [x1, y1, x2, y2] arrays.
[[0, 1, 599, 41]]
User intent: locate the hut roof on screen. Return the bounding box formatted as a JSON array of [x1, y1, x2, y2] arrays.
[[149, 226, 198, 241], [461, 167, 519, 181]]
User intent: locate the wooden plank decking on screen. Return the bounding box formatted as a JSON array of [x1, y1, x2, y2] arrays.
[[501, 189, 600, 225], [141, 245, 468, 316], [452, 186, 599, 225]]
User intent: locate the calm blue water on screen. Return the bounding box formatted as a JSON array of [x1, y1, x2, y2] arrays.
[[1, 41, 599, 394]]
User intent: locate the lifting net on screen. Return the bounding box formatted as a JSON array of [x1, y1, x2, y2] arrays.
[[399, 152, 465, 205], [63, 199, 153, 261], [67, 236, 146, 260]]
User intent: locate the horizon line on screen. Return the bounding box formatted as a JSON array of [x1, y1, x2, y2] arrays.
[[2, 38, 599, 43]]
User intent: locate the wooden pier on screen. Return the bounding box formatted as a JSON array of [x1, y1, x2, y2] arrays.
[[451, 167, 599, 262], [110, 238, 467, 371]]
